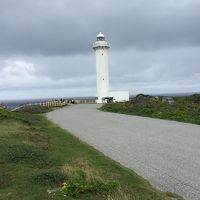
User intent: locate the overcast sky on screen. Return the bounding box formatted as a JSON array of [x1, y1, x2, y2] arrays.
[[0, 0, 200, 100]]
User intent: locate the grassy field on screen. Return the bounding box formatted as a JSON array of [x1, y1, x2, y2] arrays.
[[0, 107, 182, 200], [100, 94, 200, 125]]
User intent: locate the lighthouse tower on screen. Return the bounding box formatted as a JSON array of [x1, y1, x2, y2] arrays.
[[93, 32, 129, 103], [93, 32, 110, 103]]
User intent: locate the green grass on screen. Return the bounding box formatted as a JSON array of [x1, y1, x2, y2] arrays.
[[15, 105, 54, 114], [0, 108, 16, 119], [100, 94, 200, 125], [0, 108, 182, 200]]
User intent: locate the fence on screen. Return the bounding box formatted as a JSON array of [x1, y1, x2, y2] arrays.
[[12, 98, 96, 111]]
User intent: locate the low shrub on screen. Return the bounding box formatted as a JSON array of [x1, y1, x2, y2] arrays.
[[0, 108, 15, 119], [100, 94, 200, 125], [186, 93, 200, 103], [16, 105, 53, 114], [33, 169, 67, 186], [62, 171, 117, 197], [0, 173, 12, 189], [16, 113, 43, 126], [6, 144, 60, 168]]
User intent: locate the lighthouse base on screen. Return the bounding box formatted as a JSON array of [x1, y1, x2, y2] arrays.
[[96, 91, 129, 103]]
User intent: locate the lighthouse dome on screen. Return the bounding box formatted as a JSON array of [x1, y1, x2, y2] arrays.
[[97, 32, 104, 38]]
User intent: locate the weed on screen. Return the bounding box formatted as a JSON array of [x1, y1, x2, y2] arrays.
[[62, 159, 103, 181], [100, 94, 200, 125], [0, 108, 15, 119], [33, 169, 67, 186], [106, 187, 131, 200], [62, 171, 117, 197], [0, 173, 12, 189], [6, 144, 60, 168], [16, 105, 53, 114], [0, 107, 183, 200]]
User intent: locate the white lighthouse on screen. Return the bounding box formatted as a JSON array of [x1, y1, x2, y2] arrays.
[[93, 32, 129, 103], [93, 32, 110, 103]]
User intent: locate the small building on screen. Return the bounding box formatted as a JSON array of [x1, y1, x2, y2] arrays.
[[162, 97, 174, 103]]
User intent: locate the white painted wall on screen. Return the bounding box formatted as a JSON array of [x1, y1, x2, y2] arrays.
[[109, 91, 129, 102], [93, 40, 110, 103]]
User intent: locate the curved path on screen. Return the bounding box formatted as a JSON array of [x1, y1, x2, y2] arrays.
[[47, 104, 200, 200]]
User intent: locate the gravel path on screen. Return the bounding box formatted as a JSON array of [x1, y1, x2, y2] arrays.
[[47, 104, 200, 200]]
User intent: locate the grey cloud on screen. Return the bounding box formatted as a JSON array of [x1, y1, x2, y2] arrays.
[[0, 0, 200, 56], [108, 46, 200, 93], [110, 46, 200, 80], [0, 0, 200, 100]]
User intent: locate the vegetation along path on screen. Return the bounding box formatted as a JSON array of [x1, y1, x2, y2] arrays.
[[1, 106, 180, 200], [47, 104, 200, 200]]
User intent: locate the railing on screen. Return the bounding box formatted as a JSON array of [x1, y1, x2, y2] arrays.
[[12, 99, 96, 111], [92, 41, 110, 49]]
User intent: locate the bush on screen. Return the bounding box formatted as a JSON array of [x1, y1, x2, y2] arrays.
[[6, 144, 60, 168], [16, 113, 42, 126], [0, 173, 12, 189], [100, 94, 200, 124], [0, 108, 15, 119], [62, 171, 117, 197], [187, 93, 200, 103], [16, 105, 53, 114], [33, 169, 67, 186]]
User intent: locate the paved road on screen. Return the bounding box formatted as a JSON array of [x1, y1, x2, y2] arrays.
[[47, 104, 200, 200]]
